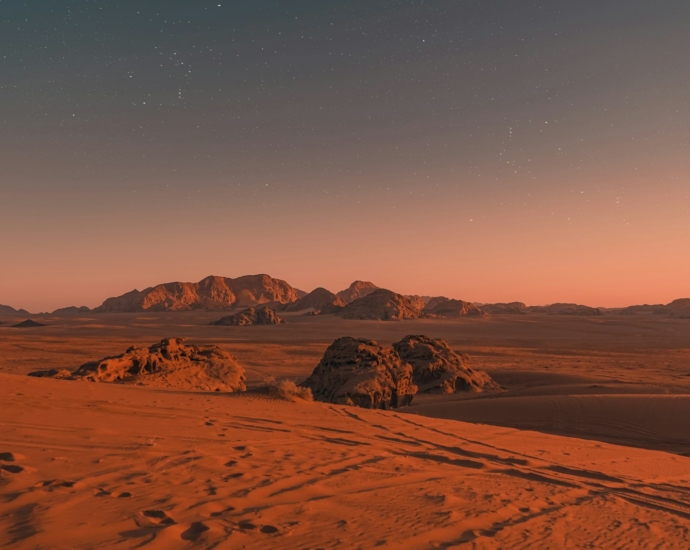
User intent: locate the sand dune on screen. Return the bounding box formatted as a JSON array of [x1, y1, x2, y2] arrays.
[[1, 373, 689, 549]]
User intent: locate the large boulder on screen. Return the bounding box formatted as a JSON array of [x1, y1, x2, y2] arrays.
[[393, 335, 500, 393], [424, 299, 486, 318], [303, 337, 417, 409], [284, 287, 345, 314], [210, 306, 285, 326], [28, 337, 246, 392], [340, 289, 424, 320]]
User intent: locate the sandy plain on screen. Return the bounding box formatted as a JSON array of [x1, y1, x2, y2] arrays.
[[1, 311, 689, 548]]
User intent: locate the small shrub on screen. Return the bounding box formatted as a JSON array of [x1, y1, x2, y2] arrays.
[[269, 379, 313, 402]]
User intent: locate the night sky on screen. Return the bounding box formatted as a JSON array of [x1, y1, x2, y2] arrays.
[[2, 1, 689, 311]]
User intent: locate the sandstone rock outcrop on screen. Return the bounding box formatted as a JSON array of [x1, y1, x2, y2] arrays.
[[340, 289, 424, 320], [393, 335, 500, 393], [527, 303, 603, 316], [424, 296, 450, 311], [28, 337, 246, 392], [479, 302, 527, 315], [210, 306, 285, 326], [337, 281, 379, 304], [424, 299, 486, 318], [94, 274, 299, 312], [302, 337, 417, 409], [284, 287, 345, 314]]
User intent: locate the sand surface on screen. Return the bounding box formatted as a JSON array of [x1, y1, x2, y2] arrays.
[[1, 312, 690, 547], [2, 374, 690, 549]]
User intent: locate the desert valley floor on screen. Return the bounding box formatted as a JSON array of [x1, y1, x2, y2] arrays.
[[1, 312, 689, 548]]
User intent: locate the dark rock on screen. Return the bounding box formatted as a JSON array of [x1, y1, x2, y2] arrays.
[[302, 337, 417, 409], [393, 335, 500, 393], [210, 306, 285, 326]]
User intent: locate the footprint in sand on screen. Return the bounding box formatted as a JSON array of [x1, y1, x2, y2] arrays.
[[94, 487, 132, 498], [140, 510, 176, 526], [210, 506, 235, 518], [237, 521, 279, 534], [36, 480, 76, 489], [181, 522, 210, 541], [0, 452, 24, 462], [0, 453, 28, 474]]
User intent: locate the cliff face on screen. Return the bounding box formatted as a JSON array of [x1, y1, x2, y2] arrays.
[[94, 274, 299, 312], [337, 281, 379, 304]]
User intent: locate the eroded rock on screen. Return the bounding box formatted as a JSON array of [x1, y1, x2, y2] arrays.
[[210, 306, 285, 326], [28, 337, 246, 392], [393, 335, 500, 393], [302, 337, 417, 409]]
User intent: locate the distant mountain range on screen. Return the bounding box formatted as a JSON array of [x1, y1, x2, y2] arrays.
[[0, 304, 30, 316], [0, 274, 687, 318]]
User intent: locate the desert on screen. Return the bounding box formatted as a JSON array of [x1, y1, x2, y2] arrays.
[[2, 302, 690, 548], [3, 1, 689, 547]]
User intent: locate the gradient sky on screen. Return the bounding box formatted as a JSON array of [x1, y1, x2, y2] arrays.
[[1, 1, 689, 312]]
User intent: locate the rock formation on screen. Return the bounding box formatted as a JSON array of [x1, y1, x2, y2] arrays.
[[619, 299, 690, 318], [424, 299, 486, 318], [0, 304, 30, 315], [52, 306, 91, 314], [94, 274, 299, 312], [284, 287, 345, 314], [479, 302, 527, 315], [302, 337, 417, 409], [424, 296, 450, 311], [527, 303, 603, 316], [210, 306, 285, 326], [28, 337, 246, 392], [340, 289, 424, 320], [660, 299, 690, 318], [337, 281, 379, 304], [393, 335, 500, 393], [12, 319, 46, 328]]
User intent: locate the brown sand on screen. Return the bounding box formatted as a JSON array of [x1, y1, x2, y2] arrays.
[[1, 312, 690, 547]]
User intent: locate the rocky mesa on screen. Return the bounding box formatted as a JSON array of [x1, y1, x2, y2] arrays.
[[94, 274, 299, 312]]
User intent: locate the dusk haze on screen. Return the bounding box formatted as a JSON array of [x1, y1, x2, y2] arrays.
[[1, 2, 689, 549]]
